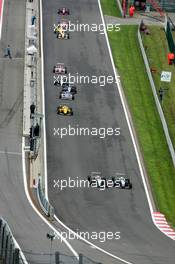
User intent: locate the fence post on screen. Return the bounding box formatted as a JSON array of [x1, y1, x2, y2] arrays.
[[55, 251, 60, 264], [13, 248, 19, 264], [4, 233, 9, 264], [1, 224, 6, 259], [8, 244, 13, 264], [79, 253, 83, 264], [0, 220, 3, 257]]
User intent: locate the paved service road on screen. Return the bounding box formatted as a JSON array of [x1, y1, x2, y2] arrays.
[[0, 1, 77, 263], [43, 0, 175, 263]]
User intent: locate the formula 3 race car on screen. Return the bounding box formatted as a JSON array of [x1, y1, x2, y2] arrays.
[[57, 105, 73, 116], [58, 7, 70, 15], [87, 175, 108, 188], [111, 176, 132, 189], [61, 85, 77, 95], [53, 75, 68, 86], [53, 63, 67, 74], [53, 24, 69, 39], [87, 174, 132, 189], [56, 29, 69, 39], [59, 91, 75, 100], [59, 19, 69, 30]]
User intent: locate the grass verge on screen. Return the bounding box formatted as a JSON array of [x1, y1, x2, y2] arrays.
[[101, 0, 122, 17], [142, 26, 175, 148], [108, 26, 175, 227]]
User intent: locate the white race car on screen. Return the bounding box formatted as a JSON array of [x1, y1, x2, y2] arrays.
[[59, 91, 74, 100]]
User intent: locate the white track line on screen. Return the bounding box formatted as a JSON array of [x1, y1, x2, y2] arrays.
[[20, 0, 78, 259], [40, 1, 173, 264], [54, 215, 134, 264], [98, 0, 175, 242], [0, 0, 4, 40], [97, 2, 154, 211], [40, 0, 48, 199], [40, 0, 134, 262], [0, 150, 22, 155], [22, 138, 79, 259], [40, 0, 135, 262]]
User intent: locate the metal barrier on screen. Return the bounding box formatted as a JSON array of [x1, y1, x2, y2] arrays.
[[22, 251, 102, 264], [157, 0, 175, 12], [0, 218, 27, 264], [137, 23, 175, 167], [37, 177, 55, 218], [56, 252, 102, 264], [164, 15, 175, 54]]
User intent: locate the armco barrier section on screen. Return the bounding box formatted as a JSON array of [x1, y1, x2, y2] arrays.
[[165, 17, 175, 54], [37, 177, 55, 218], [137, 25, 175, 167], [53, 252, 102, 264], [157, 0, 175, 12], [0, 218, 27, 264]]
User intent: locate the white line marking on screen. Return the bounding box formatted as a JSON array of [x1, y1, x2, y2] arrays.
[[0, 0, 5, 40], [40, 0, 48, 200], [40, 0, 135, 262], [0, 150, 22, 155], [98, 0, 175, 243], [20, 0, 78, 259], [54, 215, 134, 264], [40, 0, 170, 262], [22, 137, 79, 259]]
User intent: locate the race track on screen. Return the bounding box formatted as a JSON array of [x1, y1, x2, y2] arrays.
[[43, 0, 175, 263]]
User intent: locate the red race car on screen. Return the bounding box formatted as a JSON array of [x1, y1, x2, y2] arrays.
[[58, 7, 70, 15], [53, 63, 67, 74]]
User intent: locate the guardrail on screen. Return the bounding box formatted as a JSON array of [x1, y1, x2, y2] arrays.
[[137, 23, 175, 167], [55, 252, 102, 264], [116, 0, 123, 17], [0, 218, 28, 264], [37, 177, 55, 218], [23, 0, 42, 159]]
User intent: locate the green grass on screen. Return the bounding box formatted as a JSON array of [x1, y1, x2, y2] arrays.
[[142, 26, 175, 149], [108, 26, 175, 227], [101, 0, 122, 17]]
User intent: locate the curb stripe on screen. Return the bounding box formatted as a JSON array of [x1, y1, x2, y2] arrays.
[[152, 212, 175, 240]]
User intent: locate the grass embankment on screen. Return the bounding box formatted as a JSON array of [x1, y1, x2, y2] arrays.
[[108, 26, 175, 227], [142, 26, 175, 148], [101, 0, 122, 17]]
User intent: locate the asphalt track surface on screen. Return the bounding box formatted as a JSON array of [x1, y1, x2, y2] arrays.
[[0, 0, 77, 263], [43, 0, 175, 263]]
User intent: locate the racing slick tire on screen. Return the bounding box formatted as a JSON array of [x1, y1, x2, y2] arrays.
[[128, 183, 132, 189]]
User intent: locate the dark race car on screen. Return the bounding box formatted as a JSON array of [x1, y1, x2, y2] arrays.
[[111, 176, 132, 189], [53, 75, 68, 86], [87, 175, 108, 189], [58, 7, 70, 15], [87, 173, 132, 190], [61, 85, 77, 95]]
